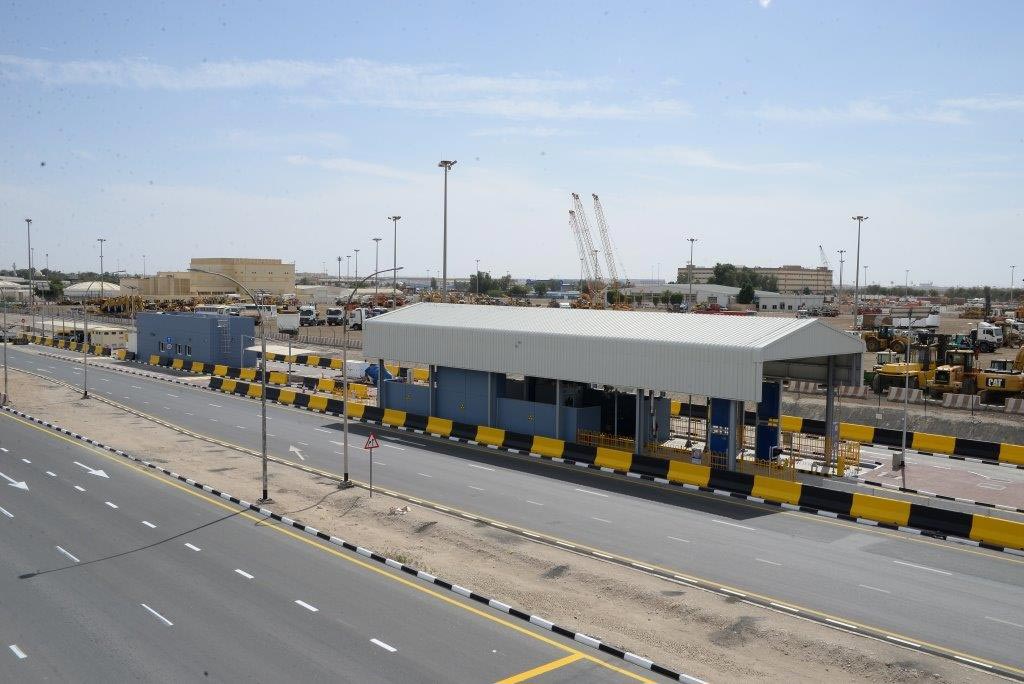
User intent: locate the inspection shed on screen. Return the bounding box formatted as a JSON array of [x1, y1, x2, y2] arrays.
[[364, 303, 863, 466]]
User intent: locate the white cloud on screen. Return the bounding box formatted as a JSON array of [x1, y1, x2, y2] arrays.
[[939, 95, 1024, 113], [612, 145, 817, 173], [285, 154, 428, 183], [758, 0, 772, 7], [0, 54, 689, 122], [755, 100, 966, 125]]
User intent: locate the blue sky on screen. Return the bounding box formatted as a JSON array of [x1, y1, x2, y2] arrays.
[[1, 1, 1021, 287]]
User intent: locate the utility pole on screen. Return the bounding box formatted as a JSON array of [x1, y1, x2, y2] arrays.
[[346, 255, 351, 279], [354, 249, 359, 280], [372, 237, 382, 300], [685, 236, 697, 446], [837, 249, 846, 305], [438, 160, 457, 297], [1011, 265, 1016, 307], [851, 216, 867, 329], [25, 218, 33, 335], [337, 256, 342, 282], [389, 216, 401, 305], [45, 252, 49, 272], [1, 285, 9, 405], [905, 269, 910, 300], [97, 238, 107, 301], [475, 259, 480, 296]]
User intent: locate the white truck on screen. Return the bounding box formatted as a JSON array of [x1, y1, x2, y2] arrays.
[[346, 307, 370, 330], [276, 312, 300, 334], [975, 322, 1003, 353]]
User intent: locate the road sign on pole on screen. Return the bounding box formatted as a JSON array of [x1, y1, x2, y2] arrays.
[[364, 433, 379, 496]]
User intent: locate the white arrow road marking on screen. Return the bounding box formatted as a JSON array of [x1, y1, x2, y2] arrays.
[[55, 545, 80, 563], [73, 461, 109, 478], [0, 471, 28, 491], [288, 445, 305, 461], [370, 638, 397, 652], [141, 604, 173, 626], [8, 644, 27, 659]]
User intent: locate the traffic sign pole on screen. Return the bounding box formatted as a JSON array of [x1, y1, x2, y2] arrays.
[[364, 433, 380, 497]]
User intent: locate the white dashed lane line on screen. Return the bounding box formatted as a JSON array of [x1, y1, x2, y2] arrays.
[[141, 520, 157, 528], [573, 488, 608, 498], [525, 500, 544, 506], [104, 501, 119, 509], [184, 543, 202, 552], [0, 506, 13, 518], [985, 616, 1024, 629], [711, 519, 755, 531], [55, 545, 81, 563], [667, 536, 690, 543], [466, 463, 494, 471], [294, 600, 319, 612], [592, 517, 612, 523], [235, 569, 255, 579], [755, 558, 782, 566], [141, 603, 174, 626], [370, 638, 397, 653], [21, 458, 31, 464], [8, 644, 27, 659], [45, 471, 56, 477], [893, 560, 952, 576]]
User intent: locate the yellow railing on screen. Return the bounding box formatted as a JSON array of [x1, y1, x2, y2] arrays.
[[576, 429, 636, 453]]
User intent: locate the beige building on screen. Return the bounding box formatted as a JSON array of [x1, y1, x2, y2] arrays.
[[676, 264, 833, 294], [122, 258, 296, 300]]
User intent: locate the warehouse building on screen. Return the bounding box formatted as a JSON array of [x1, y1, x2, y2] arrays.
[[364, 303, 864, 467], [122, 257, 296, 300]]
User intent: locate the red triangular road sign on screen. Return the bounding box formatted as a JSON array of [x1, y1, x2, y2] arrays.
[[364, 433, 380, 450]]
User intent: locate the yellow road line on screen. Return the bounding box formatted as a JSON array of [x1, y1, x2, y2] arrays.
[[495, 653, 584, 683], [0, 411, 652, 684]]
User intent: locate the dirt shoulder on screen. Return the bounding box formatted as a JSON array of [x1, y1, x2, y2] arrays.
[[3, 369, 1002, 684]]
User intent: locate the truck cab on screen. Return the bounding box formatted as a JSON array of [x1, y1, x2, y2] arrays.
[[298, 306, 323, 326], [346, 307, 368, 330], [325, 307, 345, 326]]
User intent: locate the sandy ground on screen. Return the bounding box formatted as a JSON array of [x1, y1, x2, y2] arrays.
[[2, 369, 1004, 683]]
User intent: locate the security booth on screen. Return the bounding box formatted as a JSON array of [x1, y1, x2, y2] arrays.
[[364, 303, 864, 468]]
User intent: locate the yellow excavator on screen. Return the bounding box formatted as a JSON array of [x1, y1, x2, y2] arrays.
[[862, 325, 911, 353], [976, 348, 1024, 405], [871, 333, 945, 394], [925, 348, 978, 398]]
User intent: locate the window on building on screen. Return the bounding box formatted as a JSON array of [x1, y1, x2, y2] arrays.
[[157, 342, 164, 352], [185, 345, 192, 356], [175, 344, 182, 354], [772, 304, 777, 310]]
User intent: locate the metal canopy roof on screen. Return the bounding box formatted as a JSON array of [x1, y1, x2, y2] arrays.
[[364, 303, 864, 402]]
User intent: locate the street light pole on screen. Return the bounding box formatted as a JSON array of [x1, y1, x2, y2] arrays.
[[1, 286, 8, 405], [143, 254, 147, 277], [81, 270, 125, 399], [25, 218, 33, 335], [188, 267, 272, 503], [97, 238, 107, 302], [346, 255, 351, 280], [389, 216, 401, 304], [905, 269, 910, 300], [851, 216, 867, 329], [1011, 265, 1016, 307], [837, 249, 846, 304], [438, 160, 457, 297], [372, 237, 382, 301], [475, 259, 480, 296], [340, 266, 403, 487], [685, 236, 697, 445], [337, 256, 342, 282], [354, 249, 360, 280]]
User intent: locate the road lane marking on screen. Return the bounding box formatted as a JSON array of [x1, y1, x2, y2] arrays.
[[887, 635, 922, 647], [209, 418, 218, 422], [141, 603, 174, 626], [235, 426, 246, 430], [314, 428, 330, 433], [711, 519, 756, 531], [131, 386, 142, 389], [55, 545, 80, 563], [21, 458, 31, 464], [667, 536, 690, 543], [141, 520, 156, 528], [381, 443, 404, 450], [755, 558, 782, 566], [0, 448, 7, 452], [858, 584, 890, 594], [0, 505, 12, 518], [417, 472, 432, 478], [496, 653, 584, 683], [526, 500, 544, 506], [592, 517, 612, 523], [8, 644, 26, 659], [467, 463, 494, 471], [294, 600, 319, 612], [370, 638, 397, 653], [184, 543, 202, 552], [209, 403, 221, 408], [985, 616, 1024, 629], [573, 487, 608, 498], [893, 560, 952, 576], [826, 618, 857, 629], [235, 569, 254, 579], [298, 441, 309, 446], [468, 485, 485, 491], [45, 471, 56, 477], [104, 501, 118, 509], [166, 393, 178, 398]]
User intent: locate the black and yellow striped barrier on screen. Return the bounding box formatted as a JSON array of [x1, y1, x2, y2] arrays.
[[143, 355, 289, 386], [260, 352, 429, 382], [670, 400, 1024, 468], [209, 377, 1024, 552], [30, 335, 111, 357]]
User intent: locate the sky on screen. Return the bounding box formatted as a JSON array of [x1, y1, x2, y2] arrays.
[[0, 1, 1021, 287]]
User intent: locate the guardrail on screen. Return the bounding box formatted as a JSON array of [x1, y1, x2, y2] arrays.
[[208, 377, 1024, 552], [669, 399, 1024, 467]]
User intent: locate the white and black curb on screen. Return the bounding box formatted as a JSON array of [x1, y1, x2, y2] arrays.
[[0, 404, 706, 684], [860, 478, 1024, 516]]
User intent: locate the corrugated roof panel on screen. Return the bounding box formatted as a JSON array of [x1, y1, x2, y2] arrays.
[[364, 303, 864, 401]]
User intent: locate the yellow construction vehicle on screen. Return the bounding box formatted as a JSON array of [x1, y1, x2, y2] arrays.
[[864, 350, 903, 385], [976, 348, 1024, 405], [862, 325, 911, 353], [925, 349, 978, 398], [871, 334, 945, 394]]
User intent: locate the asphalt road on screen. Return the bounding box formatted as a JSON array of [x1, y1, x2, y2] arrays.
[[7, 345, 1024, 674], [0, 411, 654, 683]]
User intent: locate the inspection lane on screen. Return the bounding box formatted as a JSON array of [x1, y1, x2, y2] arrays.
[[7, 345, 1024, 671], [0, 413, 653, 684]]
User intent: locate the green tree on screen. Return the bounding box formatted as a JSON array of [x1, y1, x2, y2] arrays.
[[429, 277, 437, 290], [45, 278, 64, 301], [669, 292, 684, 305], [736, 284, 755, 304], [534, 281, 549, 297]]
